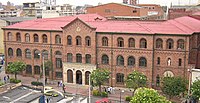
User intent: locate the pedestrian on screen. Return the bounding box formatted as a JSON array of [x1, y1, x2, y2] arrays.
[[110, 86, 113, 94], [45, 77, 47, 84], [62, 84, 66, 93], [112, 87, 115, 94], [57, 81, 60, 87], [107, 87, 111, 94], [4, 76, 7, 84], [59, 80, 62, 87], [7, 75, 9, 83]]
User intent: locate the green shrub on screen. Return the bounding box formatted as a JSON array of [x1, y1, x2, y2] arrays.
[[101, 91, 108, 97], [125, 96, 132, 101], [31, 81, 43, 86], [10, 78, 21, 83], [92, 90, 100, 96], [0, 82, 4, 86]]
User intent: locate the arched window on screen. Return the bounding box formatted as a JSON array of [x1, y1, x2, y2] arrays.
[[128, 38, 135, 48], [67, 70, 73, 83], [166, 39, 174, 49], [55, 51, 62, 68], [7, 32, 12, 41], [76, 36, 82, 46], [42, 50, 48, 60], [76, 54, 82, 63], [117, 37, 124, 47], [25, 49, 31, 58], [34, 49, 40, 59], [67, 35, 72, 45], [16, 48, 22, 57], [26, 65, 32, 74], [167, 58, 171, 66], [140, 38, 147, 48], [116, 73, 124, 83], [34, 65, 40, 75], [157, 57, 160, 65], [25, 33, 30, 42], [102, 37, 108, 46], [85, 71, 91, 85], [156, 38, 163, 49], [55, 35, 61, 44], [85, 36, 91, 47], [42, 34, 47, 43], [16, 32, 21, 42], [67, 53, 73, 62], [102, 55, 109, 64], [139, 57, 147, 67], [8, 48, 13, 56], [117, 55, 124, 66], [177, 39, 184, 50], [85, 54, 91, 64], [34, 34, 39, 42], [178, 58, 182, 66], [128, 56, 135, 66], [55, 51, 62, 55]]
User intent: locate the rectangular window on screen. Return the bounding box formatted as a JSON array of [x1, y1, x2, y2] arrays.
[[56, 72, 63, 78], [178, 59, 182, 66], [56, 58, 62, 68]]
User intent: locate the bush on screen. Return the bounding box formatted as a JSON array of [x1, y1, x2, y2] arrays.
[[10, 78, 21, 83], [92, 90, 100, 96], [0, 82, 4, 86], [31, 81, 43, 86], [101, 91, 108, 97], [125, 96, 132, 101]]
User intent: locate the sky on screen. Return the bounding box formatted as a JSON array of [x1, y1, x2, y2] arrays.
[[1, 0, 199, 7]]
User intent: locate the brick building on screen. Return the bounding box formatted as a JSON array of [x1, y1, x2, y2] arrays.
[[3, 14, 200, 87]]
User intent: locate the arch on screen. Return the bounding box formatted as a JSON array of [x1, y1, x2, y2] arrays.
[[8, 48, 13, 56], [25, 49, 31, 58], [163, 71, 174, 77], [34, 49, 40, 59], [128, 38, 135, 48], [67, 35, 72, 45], [117, 37, 124, 47], [116, 73, 124, 83], [16, 32, 21, 42], [55, 51, 62, 55], [34, 34, 39, 42], [140, 38, 147, 48], [85, 36, 91, 46], [25, 33, 30, 42], [7, 32, 12, 41], [16, 48, 22, 57], [26, 65, 32, 74], [76, 36, 82, 45], [34, 65, 40, 75], [167, 58, 171, 66], [177, 39, 184, 50], [117, 55, 124, 66], [156, 38, 163, 49], [67, 69, 73, 83], [102, 37, 108, 46], [139, 57, 147, 67], [102, 54, 109, 64], [55, 35, 61, 44], [42, 50, 48, 60], [85, 54, 91, 64], [85, 71, 91, 85], [76, 70, 82, 84], [127, 56, 135, 66], [166, 39, 174, 49], [76, 53, 82, 63], [67, 53, 73, 62], [42, 34, 48, 43]]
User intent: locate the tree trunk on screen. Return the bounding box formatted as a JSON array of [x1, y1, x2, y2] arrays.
[[99, 85, 101, 92], [15, 73, 17, 80], [132, 89, 136, 96]]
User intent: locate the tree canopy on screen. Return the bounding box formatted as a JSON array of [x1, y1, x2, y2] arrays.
[[7, 61, 26, 79], [126, 70, 147, 93], [131, 87, 171, 103], [90, 68, 110, 92], [161, 76, 187, 99], [191, 79, 200, 99]]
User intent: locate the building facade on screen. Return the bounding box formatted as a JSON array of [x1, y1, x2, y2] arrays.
[[3, 14, 200, 87]]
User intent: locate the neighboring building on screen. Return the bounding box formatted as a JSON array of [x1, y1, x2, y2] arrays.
[[168, 5, 200, 19], [3, 14, 200, 87], [22, 2, 42, 18], [0, 5, 18, 17], [86, 3, 165, 20], [0, 17, 35, 54]]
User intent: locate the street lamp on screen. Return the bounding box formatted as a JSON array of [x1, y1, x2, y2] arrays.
[[38, 53, 45, 94], [88, 74, 91, 103], [119, 89, 124, 103]]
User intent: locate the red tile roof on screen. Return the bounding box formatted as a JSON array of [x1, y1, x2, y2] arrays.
[[4, 14, 200, 35]]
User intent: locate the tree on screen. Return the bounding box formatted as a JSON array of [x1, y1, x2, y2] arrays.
[[90, 69, 110, 92], [125, 70, 147, 95], [7, 61, 26, 80], [191, 79, 200, 100], [161, 76, 187, 100], [41, 60, 53, 76], [131, 87, 171, 103]]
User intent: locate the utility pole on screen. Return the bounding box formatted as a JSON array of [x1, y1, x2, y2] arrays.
[[89, 74, 91, 103]]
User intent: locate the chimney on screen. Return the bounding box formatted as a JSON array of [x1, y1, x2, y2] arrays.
[[123, 0, 128, 4], [129, 0, 137, 5]]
